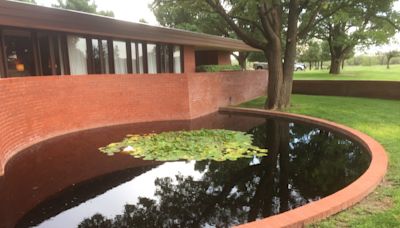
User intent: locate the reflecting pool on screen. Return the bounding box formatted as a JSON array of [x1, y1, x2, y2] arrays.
[[0, 113, 370, 228]]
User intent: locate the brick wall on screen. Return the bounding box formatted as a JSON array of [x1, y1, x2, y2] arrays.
[[293, 80, 400, 100], [188, 71, 267, 118], [0, 71, 268, 174], [183, 46, 196, 73]]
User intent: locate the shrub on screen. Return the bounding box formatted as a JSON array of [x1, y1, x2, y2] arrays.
[[196, 64, 242, 72]]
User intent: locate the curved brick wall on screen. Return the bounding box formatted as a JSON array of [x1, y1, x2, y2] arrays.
[[0, 71, 267, 175], [293, 80, 400, 100]]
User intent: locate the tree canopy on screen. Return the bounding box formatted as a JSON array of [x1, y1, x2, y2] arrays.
[[313, 0, 399, 74], [151, 0, 230, 36], [299, 41, 321, 70], [150, 0, 251, 69], [201, 0, 347, 109], [53, 0, 114, 17]]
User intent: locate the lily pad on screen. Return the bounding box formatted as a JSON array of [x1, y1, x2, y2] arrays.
[[99, 129, 267, 161]]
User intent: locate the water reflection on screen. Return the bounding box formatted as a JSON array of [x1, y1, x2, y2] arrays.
[[77, 119, 369, 228], [2, 115, 370, 228]]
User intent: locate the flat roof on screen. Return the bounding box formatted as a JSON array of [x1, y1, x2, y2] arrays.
[[0, 1, 259, 52]]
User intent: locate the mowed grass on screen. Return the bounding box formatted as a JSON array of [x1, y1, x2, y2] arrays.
[[239, 95, 400, 227], [294, 64, 400, 81]]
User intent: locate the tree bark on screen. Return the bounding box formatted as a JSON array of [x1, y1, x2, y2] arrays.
[[264, 43, 283, 110], [279, 0, 299, 110], [238, 52, 248, 69], [206, 0, 301, 110], [329, 57, 341, 74], [387, 57, 391, 69]]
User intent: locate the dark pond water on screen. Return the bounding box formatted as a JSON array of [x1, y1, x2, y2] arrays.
[[0, 113, 371, 228]]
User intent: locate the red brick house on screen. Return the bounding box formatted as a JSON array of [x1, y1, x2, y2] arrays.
[[0, 1, 268, 175]]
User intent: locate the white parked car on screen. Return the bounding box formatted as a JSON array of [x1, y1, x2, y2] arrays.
[[253, 62, 306, 71], [294, 63, 306, 71]]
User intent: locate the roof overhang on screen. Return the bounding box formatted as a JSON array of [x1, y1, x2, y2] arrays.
[[0, 1, 260, 52]]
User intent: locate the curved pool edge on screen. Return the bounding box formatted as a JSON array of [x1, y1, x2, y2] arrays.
[[220, 107, 388, 228]]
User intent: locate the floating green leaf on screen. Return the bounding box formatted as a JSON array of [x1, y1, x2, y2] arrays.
[[99, 129, 267, 161]]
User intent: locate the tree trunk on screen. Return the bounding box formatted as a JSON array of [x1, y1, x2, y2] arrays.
[[279, 0, 299, 110], [341, 59, 345, 69], [320, 61, 323, 69], [237, 52, 248, 70], [309, 62, 312, 70], [264, 44, 283, 110], [329, 56, 342, 74], [387, 57, 391, 69]]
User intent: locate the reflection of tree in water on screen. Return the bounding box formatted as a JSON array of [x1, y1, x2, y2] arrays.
[[78, 119, 369, 228]]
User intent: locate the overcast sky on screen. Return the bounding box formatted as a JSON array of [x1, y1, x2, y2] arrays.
[[36, 0, 159, 24], [35, 0, 400, 54]]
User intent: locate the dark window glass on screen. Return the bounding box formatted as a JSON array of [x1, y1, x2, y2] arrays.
[[38, 34, 63, 76], [131, 42, 137, 73], [101, 40, 110, 74], [0, 43, 4, 77], [160, 44, 170, 73], [38, 35, 51, 75], [4, 30, 35, 77], [92, 39, 102, 74], [52, 36, 63, 75], [56, 36, 65, 75]]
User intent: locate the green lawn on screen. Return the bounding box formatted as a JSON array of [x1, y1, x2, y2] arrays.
[[240, 95, 400, 227], [294, 65, 400, 81]]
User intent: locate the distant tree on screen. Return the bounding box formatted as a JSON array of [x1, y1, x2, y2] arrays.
[[299, 41, 321, 70], [319, 41, 330, 69], [53, 0, 114, 17], [315, 0, 399, 74], [247, 52, 267, 62], [341, 48, 355, 69], [202, 0, 357, 110], [139, 18, 148, 24], [385, 50, 400, 69]]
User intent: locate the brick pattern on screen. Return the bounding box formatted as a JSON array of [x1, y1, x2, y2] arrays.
[[188, 71, 267, 118], [0, 71, 268, 174], [293, 80, 400, 100]]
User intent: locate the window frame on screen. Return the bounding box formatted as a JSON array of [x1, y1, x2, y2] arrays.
[[0, 26, 185, 77]]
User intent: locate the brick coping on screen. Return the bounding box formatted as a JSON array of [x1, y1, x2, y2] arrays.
[[219, 107, 388, 228]]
